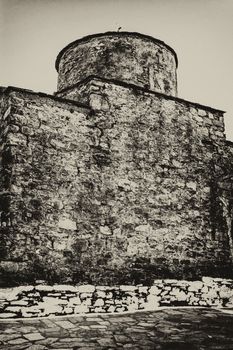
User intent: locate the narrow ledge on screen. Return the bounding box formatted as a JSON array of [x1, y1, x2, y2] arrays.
[[55, 76, 225, 115], [0, 86, 90, 111]]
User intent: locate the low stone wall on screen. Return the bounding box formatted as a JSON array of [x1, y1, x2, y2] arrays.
[[0, 277, 233, 318]]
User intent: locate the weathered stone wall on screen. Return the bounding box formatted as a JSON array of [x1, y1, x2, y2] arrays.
[[0, 90, 15, 274], [0, 277, 233, 319], [57, 77, 233, 282], [0, 88, 92, 286], [219, 140, 233, 259], [0, 80, 232, 286], [56, 32, 178, 96]]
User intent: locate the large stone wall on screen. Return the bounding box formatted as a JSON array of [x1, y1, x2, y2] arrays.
[[57, 77, 233, 282], [56, 32, 178, 96], [0, 87, 91, 286], [0, 81, 232, 286]]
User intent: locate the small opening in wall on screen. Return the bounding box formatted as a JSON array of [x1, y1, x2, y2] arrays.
[[202, 139, 213, 146], [211, 229, 216, 240], [63, 250, 72, 258]]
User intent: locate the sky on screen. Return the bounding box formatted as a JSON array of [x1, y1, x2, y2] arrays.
[[0, 0, 233, 140]]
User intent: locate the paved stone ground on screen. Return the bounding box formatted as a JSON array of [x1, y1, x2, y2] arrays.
[[0, 308, 233, 350]]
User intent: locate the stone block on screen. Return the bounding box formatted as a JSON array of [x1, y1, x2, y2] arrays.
[[35, 285, 54, 292], [5, 306, 21, 313], [10, 300, 29, 306], [115, 306, 126, 312], [74, 304, 89, 313], [58, 218, 77, 230], [219, 287, 233, 299], [120, 286, 136, 292], [62, 307, 73, 314], [188, 281, 203, 292], [94, 306, 106, 313], [127, 303, 138, 312], [198, 109, 207, 117], [24, 333, 45, 341], [43, 304, 63, 315], [8, 337, 28, 345], [149, 286, 161, 295], [69, 296, 82, 305], [202, 277, 215, 285], [186, 181, 197, 191], [94, 298, 105, 307], [100, 225, 112, 235], [78, 285, 95, 293], [138, 286, 148, 293], [105, 292, 113, 299], [42, 297, 60, 305], [82, 298, 92, 306], [54, 285, 78, 292], [0, 312, 17, 318], [95, 290, 106, 298]]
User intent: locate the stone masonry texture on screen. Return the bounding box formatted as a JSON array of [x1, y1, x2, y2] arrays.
[[0, 31, 233, 287], [56, 32, 178, 96], [0, 277, 233, 319]]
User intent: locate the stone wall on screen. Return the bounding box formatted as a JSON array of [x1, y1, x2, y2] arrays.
[[0, 277, 233, 319], [220, 140, 233, 258], [56, 32, 178, 96], [0, 80, 232, 286], [0, 87, 91, 286], [57, 77, 233, 281], [0, 90, 13, 267]]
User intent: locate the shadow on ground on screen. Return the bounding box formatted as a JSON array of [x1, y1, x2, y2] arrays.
[[0, 308, 233, 349]]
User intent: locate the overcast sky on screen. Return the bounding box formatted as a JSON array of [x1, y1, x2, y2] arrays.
[[1, 0, 233, 140]]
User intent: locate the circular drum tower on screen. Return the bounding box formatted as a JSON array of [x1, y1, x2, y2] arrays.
[[56, 31, 178, 96]]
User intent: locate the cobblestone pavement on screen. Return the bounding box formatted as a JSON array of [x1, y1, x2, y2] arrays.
[[0, 308, 233, 350]]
